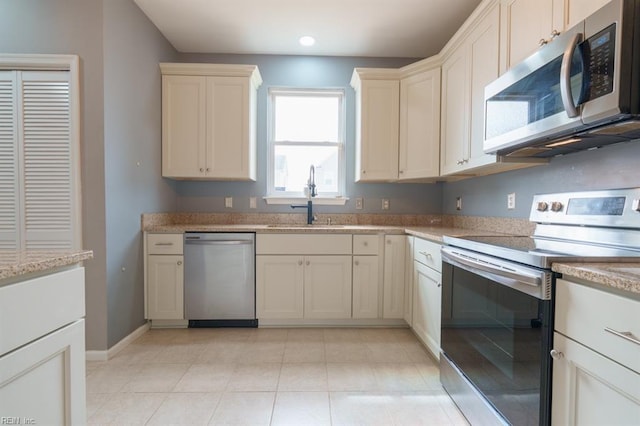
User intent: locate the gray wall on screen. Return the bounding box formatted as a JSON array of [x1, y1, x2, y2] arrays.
[[0, 0, 109, 350], [0, 0, 180, 350], [103, 0, 178, 347], [443, 141, 640, 218], [173, 53, 444, 215]]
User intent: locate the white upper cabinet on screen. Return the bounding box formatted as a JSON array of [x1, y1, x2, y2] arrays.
[[565, 0, 611, 28], [441, 1, 502, 175], [351, 70, 400, 182], [351, 63, 441, 183], [160, 63, 261, 181], [399, 63, 441, 180], [500, 0, 564, 71], [440, 0, 544, 177], [500, 0, 611, 71]]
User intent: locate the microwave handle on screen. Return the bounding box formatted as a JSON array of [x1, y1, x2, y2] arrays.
[[560, 32, 584, 118]]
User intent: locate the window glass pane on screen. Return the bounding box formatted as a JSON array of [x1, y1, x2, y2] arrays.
[[274, 95, 340, 142], [274, 145, 338, 193]]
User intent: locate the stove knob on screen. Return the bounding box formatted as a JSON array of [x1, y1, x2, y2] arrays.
[[536, 201, 549, 212], [550, 201, 564, 212]]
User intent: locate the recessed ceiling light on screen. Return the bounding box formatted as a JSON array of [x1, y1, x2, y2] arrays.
[[299, 36, 316, 47]]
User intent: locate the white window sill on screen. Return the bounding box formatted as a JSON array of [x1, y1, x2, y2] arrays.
[[264, 196, 349, 206]]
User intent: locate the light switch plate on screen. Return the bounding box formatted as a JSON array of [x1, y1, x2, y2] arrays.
[[355, 197, 363, 210], [249, 197, 257, 209], [225, 197, 233, 208]]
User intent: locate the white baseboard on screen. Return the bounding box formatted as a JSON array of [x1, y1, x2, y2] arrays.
[[85, 321, 150, 361], [258, 318, 409, 328]]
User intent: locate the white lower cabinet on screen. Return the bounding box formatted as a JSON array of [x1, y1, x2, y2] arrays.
[[0, 267, 87, 425], [411, 237, 442, 359], [403, 236, 414, 326], [552, 332, 640, 425], [383, 235, 407, 319], [147, 255, 184, 320], [352, 255, 380, 319], [0, 320, 86, 425], [145, 233, 184, 321], [256, 255, 304, 319], [304, 256, 352, 319], [552, 278, 640, 424], [256, 255, 351, 319], [412, 261, 442, 359]]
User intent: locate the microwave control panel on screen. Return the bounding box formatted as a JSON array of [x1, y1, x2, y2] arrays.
[[584, 23, 616, 101]]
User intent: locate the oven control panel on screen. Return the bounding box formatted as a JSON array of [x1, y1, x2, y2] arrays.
[[530, 188, 640, 227]]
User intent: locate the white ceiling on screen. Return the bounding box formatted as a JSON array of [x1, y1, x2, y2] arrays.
[[134, 0, 483, 58]]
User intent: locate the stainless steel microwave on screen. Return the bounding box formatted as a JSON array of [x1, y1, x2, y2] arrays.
[[484, 0, 640, 158]]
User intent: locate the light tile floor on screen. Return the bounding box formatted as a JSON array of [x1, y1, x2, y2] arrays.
[[86, 327, 469, 425]]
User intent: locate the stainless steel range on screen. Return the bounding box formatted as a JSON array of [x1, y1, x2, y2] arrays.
[[440, 188, 640, 426]]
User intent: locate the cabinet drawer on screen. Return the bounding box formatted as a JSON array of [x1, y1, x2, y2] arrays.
[[353, 235, 380, 255], [147, 233, 183, 255], [256, 234, 352, 255], [413, 237, 441, 272], [555, 279, 640, 373], [0, 268, 84, 356]]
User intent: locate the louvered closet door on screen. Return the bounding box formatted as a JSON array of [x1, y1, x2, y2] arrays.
[[18, 71, 74, 250], [0, 72, 19, 250]]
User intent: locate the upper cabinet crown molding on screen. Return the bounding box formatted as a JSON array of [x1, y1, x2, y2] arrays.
[[159, 62, 262, 86]]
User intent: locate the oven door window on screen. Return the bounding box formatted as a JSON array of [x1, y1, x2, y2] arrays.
[[441, 262, 552, 425]]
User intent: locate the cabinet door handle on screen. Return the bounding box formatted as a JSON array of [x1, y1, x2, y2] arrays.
[[199, 168, 204, 172], [298, 260, 303, 266], [177, 261, 182, 266], [550, 349, 564, 360], [354, 260, 360, 266], [604, 327, 640, 346], [306, 260, 310, 266], [154, 242, 174, 246], [363, 241, 368, 247]]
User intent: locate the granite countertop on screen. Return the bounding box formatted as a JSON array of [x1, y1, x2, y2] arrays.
[[143, 223, 518, 242], [0, 250, 93, 281], [143, 223, 408, 235], [553, 262, 640, 296]]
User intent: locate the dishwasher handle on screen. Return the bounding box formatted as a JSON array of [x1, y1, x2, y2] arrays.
[[184, 239, 253, 245]]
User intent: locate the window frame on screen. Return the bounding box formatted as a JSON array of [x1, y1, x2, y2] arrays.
[[265, 87, 347, 205]]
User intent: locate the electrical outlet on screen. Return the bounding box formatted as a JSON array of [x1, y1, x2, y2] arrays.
[[456, 196, 462, 211], [225, 197, 233, 208], [355, 197, 363, 210], [382, 199, 390, 210], [249, 197, 257, 209], [507, 193, 516, 210]]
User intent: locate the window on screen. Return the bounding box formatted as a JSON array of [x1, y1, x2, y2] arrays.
[[267, 88, 345, 203]]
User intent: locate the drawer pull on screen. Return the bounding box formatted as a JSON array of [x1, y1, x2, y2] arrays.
[[154, 242, 174, 246], [419, 251, 433, 259], [604, 327, 640, 346]]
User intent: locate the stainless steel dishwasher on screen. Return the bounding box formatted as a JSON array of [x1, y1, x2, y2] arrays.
[[184, 232, 257, 327]]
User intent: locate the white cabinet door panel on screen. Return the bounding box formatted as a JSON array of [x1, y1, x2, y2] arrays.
[[256, 255, 304, 319], [352, 255, 380, 319], [304, 256, 352, 319]]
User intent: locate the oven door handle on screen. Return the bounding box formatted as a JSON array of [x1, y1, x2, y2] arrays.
[[442, 247, 550, 300]]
